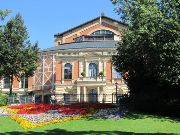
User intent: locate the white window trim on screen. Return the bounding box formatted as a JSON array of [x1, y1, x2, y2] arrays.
[[19, 77, 28, 90], [1, 77, 10, 90]]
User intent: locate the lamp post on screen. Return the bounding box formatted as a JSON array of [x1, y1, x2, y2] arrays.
[[115, 82, 118, 104]]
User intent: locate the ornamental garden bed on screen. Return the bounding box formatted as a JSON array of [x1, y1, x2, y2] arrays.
[[0, 103, 122, 129]]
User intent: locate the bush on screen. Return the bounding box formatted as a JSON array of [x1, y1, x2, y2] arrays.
[[0, 90, 8, 106]]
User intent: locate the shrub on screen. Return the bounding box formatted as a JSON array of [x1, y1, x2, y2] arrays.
[[0, 90, 8, 106]]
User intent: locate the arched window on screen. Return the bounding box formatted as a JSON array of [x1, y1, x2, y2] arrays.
[[64, 63, 72, 79], [113, 68, 122, 79], [89, 63, 97, 78], [90, 30, 114, 35]]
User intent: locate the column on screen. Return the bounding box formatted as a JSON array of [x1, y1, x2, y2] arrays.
[[97, 86, 100, 102], [83, 86, 87, 102], [99, 59, 104, 81], [98, 58, 101, 73], [79, 61, 83, 77], [98, 58, 103, 74], [103, 61, 106, 80], [77, 86, 81, 102]]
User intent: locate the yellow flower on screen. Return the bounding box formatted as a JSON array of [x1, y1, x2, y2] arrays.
[[10, 115, 86, 129]]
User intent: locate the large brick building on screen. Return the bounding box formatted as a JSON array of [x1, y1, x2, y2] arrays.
[[1, 15, 128, 103]]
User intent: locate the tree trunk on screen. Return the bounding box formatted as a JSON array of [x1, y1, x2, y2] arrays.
[[9, 75, 13, 96]]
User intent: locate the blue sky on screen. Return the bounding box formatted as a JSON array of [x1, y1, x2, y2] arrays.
[[0, 0, 119, 49]]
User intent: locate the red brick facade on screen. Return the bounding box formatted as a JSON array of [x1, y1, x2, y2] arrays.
[[106, 60, 112, 82], [55, 60, 62, 84]]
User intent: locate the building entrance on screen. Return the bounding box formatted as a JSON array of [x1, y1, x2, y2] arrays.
[[88, 89, 97, 103]]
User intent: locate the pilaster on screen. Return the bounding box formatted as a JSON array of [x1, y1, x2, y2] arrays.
[[83, 86, 87, 102], [77, 86, 81, 102]]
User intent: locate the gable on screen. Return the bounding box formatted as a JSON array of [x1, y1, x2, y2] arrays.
[[54, 16, 126, 37], [54, 16, 126, 46]]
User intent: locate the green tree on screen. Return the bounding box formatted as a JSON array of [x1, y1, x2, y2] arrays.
[[0, 13, 39, 95], [0, 9, 11, 21], [111, 0, 180, 113]]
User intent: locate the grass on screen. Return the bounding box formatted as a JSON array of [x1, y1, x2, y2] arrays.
[[0, 113, 180, 135]]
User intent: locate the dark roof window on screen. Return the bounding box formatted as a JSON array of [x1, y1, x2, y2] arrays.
[[90, 30, 114, 35]]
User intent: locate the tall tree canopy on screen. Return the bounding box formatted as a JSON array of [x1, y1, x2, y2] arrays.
[[111, 0, 180, 114], [0, 9, 11, 21], [0, 12, 39, 95]]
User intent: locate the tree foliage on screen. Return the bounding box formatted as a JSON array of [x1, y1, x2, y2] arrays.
[[0, 12, 39, 95], [0, 9, 11, 21], [111, 0, 180, 114]]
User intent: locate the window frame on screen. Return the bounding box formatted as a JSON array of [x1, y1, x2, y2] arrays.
[[90, 29, 115, 36], [20, 76, 28, 89], [64, 63, 72, 80], [89, 63, 98, 78], [3, 76, 10, 89]]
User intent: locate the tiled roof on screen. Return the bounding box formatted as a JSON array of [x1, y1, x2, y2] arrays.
[[41, 41, 117, 52]]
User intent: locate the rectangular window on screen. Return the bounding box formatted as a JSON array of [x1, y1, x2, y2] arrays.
[[3, 76, 10, 88], [21, 77, 28, 88], [113, 68, 122, 79]]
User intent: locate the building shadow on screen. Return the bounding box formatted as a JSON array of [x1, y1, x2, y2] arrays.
[[123, 112, 180, 123], [0, 129, 178, 135]]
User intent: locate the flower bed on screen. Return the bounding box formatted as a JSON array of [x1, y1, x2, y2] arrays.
[[10, 115, 84, 129], [8, 102, 115, 115], [4, 103, 118, 129]]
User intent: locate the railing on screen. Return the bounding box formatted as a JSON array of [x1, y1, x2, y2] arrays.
[[5, 93, 129, 105], [74, 35, 114, 42], [48, 93, 129, 105], [7, 95, 34, 105], [77, 76, 106, 82]]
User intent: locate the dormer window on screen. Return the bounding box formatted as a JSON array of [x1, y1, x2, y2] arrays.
[[90, 30, 114, 35]]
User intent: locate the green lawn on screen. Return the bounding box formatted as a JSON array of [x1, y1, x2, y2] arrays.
[[0, 114, 180, 135]]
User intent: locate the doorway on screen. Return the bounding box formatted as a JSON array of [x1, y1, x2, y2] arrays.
[[88, 89, 97, 103]]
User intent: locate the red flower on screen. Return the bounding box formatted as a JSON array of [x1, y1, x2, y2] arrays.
[[8, 102, 115, 114]]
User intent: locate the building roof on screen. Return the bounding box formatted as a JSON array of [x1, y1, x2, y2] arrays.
[[54, 15, 127, 37], [41, 41, 117, 52]]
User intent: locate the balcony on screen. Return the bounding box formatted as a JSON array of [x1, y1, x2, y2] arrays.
[[77, 76, 106, 86], [78, 76, 106, 81], [74, 35, 114, 42]]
